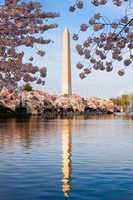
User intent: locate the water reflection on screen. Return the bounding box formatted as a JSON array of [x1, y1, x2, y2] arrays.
[[61, 119, 72, 197], [0, 116, 133, 200], [0, 117, 58, 143], [0, 117, 34, 148], [0, 117, 73, 198]]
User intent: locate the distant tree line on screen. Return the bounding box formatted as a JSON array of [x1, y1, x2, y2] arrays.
[[111, 94, 133, 110]]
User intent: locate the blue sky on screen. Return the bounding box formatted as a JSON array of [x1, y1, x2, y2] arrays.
[[0, 0, 133, 97], [42, 0, 133, 98]]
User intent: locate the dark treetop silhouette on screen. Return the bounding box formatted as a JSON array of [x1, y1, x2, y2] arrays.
[[69, 0, 133, 79], [0, 0, 59, 90]]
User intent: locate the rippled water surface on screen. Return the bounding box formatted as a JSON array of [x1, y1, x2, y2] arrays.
[[0, 116, 133, 200]]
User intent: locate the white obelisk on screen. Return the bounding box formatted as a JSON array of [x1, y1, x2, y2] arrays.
[[62, 28, 72, 95]]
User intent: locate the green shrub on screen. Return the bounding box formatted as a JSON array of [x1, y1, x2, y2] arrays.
[[23, 83, 32, 92]]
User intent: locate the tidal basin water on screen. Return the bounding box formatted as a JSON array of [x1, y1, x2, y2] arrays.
[[0, 116, 133, 200]]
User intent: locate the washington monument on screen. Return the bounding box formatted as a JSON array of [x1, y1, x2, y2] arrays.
[[62, 28, 72, 95]]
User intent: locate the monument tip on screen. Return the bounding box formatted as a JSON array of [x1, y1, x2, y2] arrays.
[[64, 27, 69, 33]]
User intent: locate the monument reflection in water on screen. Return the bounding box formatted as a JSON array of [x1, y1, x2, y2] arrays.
[[61, 119, 72, 197], [0, 117, 73, 198], [0, 116, 133, 200]]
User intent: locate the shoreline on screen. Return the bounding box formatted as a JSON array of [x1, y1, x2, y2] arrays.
[[0, 88, 120, 118], [0, 109, 114, 120]]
